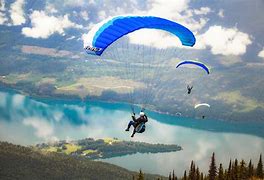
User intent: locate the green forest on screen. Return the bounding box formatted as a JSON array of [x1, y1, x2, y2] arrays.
[[0, 141, 163, 180], [137, 153, 264, 180], [1, 141, 263, 180]]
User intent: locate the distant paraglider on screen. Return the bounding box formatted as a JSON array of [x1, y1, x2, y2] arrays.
[[187, 85, 193, 94], [176, 112, 182, 116], [176, 60, 210, 74], [176, 60, 209, 95], [194, 103, 210, 119], [194, 103, 210, 109]]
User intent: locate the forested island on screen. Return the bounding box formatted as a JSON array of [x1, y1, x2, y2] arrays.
[[35, 137, 182, 159]]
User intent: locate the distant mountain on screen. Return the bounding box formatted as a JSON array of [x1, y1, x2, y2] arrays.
[[0, 141, 165, 180]]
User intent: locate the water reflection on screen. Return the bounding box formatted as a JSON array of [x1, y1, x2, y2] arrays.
[[0, 89, 264, 176]]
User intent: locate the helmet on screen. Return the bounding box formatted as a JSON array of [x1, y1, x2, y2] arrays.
[[139, 111, 145, 116]]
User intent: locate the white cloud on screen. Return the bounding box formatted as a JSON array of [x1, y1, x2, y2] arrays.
[[45, 3, 58, 14], [0, 11, 7, 24], [194, 7, 211, 15], [63, 0, 95, 7], [218, 9, 224, 18], [0, 0, 7, 24], [64, 0, 85, 6], [23, 117, 54, 139], [195, 26, 252, 56], [0, 0, 5, 11], [80, 11, 89, 21], [258, 48, 264, 59], [135, 0, 209, 32], [9, 0, 26, 25], [66, 35, 76, 40], [22, 10, 82, 38], [110, 1, 207, 31], [98, 10, 107, 20], [146, 0, 190, 15]]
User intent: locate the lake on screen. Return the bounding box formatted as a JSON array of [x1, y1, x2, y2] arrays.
[[0, 88, 264, 176]]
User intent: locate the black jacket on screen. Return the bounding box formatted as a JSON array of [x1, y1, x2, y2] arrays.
[[132, 115, 148, 125]]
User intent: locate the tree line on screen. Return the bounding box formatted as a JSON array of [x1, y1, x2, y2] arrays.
[[135, 153, 263, 180]]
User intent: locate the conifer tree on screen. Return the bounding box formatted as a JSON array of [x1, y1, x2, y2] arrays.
[[256, 154, 263, 179], [193, 163, 196, 180], [232, 159, 239, 180], [172, 170, 176, 180], [196, 167, 200, 180], [247, 159, 254, 178], [218, 163, 224, 180], [227, 159, 232, 180], [200, 172, 204, 180], [189, 161, 194, 175], [183, 170, 187, 180], [189, 160, 196, 180], [169, 172, 171, 180], [204, 175, 208, 180], [137, 169, 144, 180], [223, 169, 227, 180], [239, 159, 247, 180], [208, 152, 217, 180]]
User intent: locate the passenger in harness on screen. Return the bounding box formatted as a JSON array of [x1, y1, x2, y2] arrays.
[[187, 85, 193, 94], [125, 111, 148, 137]]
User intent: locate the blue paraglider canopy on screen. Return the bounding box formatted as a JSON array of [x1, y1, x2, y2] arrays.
[[84, 15, 196, 55]]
